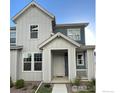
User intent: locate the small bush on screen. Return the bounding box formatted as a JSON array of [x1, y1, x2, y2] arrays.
[[15, 79, 24, 89], [10, 77, 13, 88], [86, 81, 95, 92], [44, 83, 51, 88], [91, 78, 95, 86], [71, 78, 81, 86]]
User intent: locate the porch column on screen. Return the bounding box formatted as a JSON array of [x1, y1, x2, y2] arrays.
[[42, 49, 51, 83], [87, 49, 95, 80], [68, 48, 76, 80]]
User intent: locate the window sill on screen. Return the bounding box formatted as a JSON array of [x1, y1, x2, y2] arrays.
[[77, 64, 84, 66]]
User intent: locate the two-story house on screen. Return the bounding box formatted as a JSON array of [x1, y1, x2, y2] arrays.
[[10, 1, 95, 83]]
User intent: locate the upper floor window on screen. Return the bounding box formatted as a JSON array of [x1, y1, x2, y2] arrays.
[[67, 28, 81, 40], [30, 25, 38, 39], [77, 53, 84, 66], [10, 32, 16, 45]]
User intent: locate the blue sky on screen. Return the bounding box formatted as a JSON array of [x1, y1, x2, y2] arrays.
[[10, 0, 95, 45]]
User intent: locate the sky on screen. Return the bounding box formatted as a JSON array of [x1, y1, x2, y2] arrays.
[[10, 0, 95, 45]]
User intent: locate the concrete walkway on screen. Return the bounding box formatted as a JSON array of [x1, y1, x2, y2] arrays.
[[52, 84, 67, 93]]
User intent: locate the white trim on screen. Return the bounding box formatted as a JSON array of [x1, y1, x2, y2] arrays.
[[67, 28, 81, 41], [39, 32, 80, 49], [29, 24, 39, 39], [12, 1, 54, 22], [76, 69, 87, 71], [77, 53, 84, 66], [22, 52, 42, 72]]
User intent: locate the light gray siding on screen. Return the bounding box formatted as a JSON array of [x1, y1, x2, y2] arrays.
[[16, 6, 53, 52], [11, 5, 52, 81], [10, 50, 18, 82]]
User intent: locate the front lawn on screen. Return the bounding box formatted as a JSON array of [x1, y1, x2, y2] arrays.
[[37, 83, 53, 93]]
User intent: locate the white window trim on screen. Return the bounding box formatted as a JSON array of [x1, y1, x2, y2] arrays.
[[67, 28, 81, 41], [77, 53, 84, 66], [29, 24, 39, 39], [22, 52, 42, 72], [34, 53, 42, 71]]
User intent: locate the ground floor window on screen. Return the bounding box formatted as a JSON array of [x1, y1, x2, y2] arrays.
[[23, 52, 42, 71], [23, 53, 32, 71], [34, 53, 42, 71], [77, 53, 84, 66]]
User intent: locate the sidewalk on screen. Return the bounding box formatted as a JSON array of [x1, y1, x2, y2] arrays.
[[52, 84, 67, 93]]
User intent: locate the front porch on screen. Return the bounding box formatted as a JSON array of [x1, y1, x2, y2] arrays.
[[39, 32, 95, 83]]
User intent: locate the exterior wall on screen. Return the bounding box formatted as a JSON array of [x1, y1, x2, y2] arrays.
[[18, 51, 43, 81], [54, 26, 85, 44], [16, 6, 53, 52], [87, 49, 95, 80], [42, 37, 77, 82], [76, 51, 87, 69], [10, 50, 18, 82], [10, 50, 43, 81], [11, 6, 53, 81], [76, 51, 88, 79]]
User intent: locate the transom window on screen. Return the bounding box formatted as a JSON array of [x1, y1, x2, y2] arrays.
[[34, 53, 42, 71], [30, 25, 38, 38], [77, 53, 84, 66], [23, 53, 32, 71], [10, 32, 16, 45], [67, 28, 81, 40]]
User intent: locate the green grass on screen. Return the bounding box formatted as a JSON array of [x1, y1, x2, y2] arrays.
[[37, 84, 52, 93]]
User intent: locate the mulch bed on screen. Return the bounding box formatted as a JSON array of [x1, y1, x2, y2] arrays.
[[10, 81, 40, 93]]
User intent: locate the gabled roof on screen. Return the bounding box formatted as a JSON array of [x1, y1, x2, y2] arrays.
[[39, 32, 81, 49], [12, 1, 55, 22]]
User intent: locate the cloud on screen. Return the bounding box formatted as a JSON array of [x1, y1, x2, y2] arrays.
[[85, 28, 96, 45]]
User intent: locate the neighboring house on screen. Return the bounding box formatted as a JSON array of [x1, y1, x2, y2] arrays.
[[10, 1, 95, 83]]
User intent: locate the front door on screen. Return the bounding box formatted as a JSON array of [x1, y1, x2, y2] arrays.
[[53, 53, 65, 76]]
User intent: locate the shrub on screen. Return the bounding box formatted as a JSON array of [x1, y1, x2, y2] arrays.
[[91, 78, 95, 86], [71, 78, 81, 86], [86, 81, 95, 92], [15, 79, 24, 89], [10, 77, 13, 88], [44, 83, 51, 88]]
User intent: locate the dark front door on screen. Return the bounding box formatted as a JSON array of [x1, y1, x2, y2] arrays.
[[64, 52, 68, 76]]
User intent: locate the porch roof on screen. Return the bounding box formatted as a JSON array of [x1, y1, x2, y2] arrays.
[[10, 45, 23, 50], [38, 32, 81, 49], [77, 45, 95, 51]]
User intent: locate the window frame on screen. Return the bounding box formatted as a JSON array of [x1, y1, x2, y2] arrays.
[[22, 52, 42, 72], [77, 53, 84, 66], [30, 24, 39, 39], [67, 28, 81, 41], [10, 31, 16, 45], [23, 53, 32, 71], [34, 53, 42, 71]]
